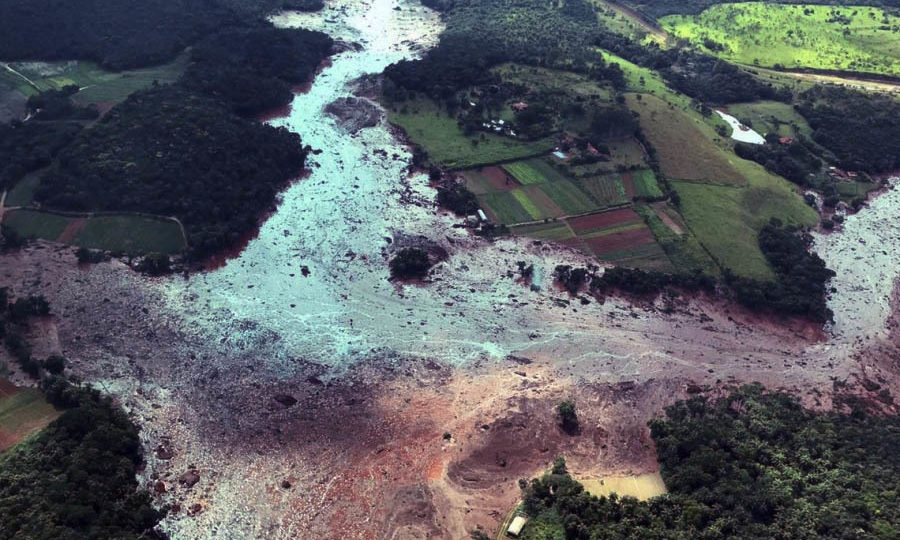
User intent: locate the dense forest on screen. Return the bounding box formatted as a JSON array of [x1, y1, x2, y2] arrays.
[[35, 86, 308, 260], [0, 121, 82, 192], [518, 385, 899, 540], [0, 0, 326, 70], [385, 0, 618, 99], [183, 27, 333, 116], [796, 86, 900, 173], [622, 0, 900, 19], [0, 385, 162, 540]]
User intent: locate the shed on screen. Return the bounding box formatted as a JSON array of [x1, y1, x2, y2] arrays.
[[477, 209, 488, 222], [507, 516, 528, 537]]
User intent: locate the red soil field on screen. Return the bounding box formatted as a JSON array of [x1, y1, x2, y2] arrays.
[[481, 166, 521, 192], [567, 208, 640, 234], [584, 227, 655, 255]]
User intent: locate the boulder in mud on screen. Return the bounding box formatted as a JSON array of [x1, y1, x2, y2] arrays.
[[325, 97, 382, 133]]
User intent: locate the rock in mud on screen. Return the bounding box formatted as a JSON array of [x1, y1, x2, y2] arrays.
[[274, 393, 298, 407], [325, 97, 382, 133], [178, 469, 200, 488]]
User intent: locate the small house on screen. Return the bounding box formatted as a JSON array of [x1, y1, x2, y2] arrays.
[[507, 516, 528, 537], [779, 137, 793, 145], [511, 101, 529, 111]]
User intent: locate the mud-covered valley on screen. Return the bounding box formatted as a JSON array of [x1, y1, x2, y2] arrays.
[[1, 1, 899, 539]]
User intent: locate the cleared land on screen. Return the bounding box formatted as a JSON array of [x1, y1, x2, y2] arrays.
[[626, 93, 745, 186], [578, 472, 668, 501], [661, 3, 900, 77], [2, 209, 185, 254], [3, 56, 187, 103], [670, 175, 818, 280], [0, 379, 59, 452], [726, 101, 813, 139], [386, 98, 554, 169]]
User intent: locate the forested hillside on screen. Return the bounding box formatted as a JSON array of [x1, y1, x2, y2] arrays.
[[35, 86, 308, 260], [0, 0, 325, 70], [518, 385, 900, 540]]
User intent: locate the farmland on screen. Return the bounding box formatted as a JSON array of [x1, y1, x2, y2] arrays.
[[0, 379, 59, 452], [0, 55, 187, 110], [2, 209, 185, 255], [661, 3, 900, 77], [626, 93, 746, 186], [385, 98, 554, 168]]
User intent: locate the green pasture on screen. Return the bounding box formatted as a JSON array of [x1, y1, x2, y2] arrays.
[[0, 383, 59, 452], [726, 100, 813, 139], [670, 171, 817, 280], [635, 203, 719, 274], [577, 174, 628, 207], [627, 93, 746, 186], [511, 220, 575, 240], [503, 158, 570, 185], [2, 209, 185, 254], [5, 55, 187, 103], [661, 3, 900, 76], [633, 169, 663, 198], [385, 98, 554, 169], [597, 242, 673, 271]]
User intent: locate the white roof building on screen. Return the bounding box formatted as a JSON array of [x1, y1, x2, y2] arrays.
[[507, 516, 528, 537]]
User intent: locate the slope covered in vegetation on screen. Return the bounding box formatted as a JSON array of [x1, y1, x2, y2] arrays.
[[0, 386, 161, 540], [518, 385, 900, 540], [35, 86, 308, 260]]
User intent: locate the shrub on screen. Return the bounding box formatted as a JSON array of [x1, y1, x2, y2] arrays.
[[389, 248, 432, 279]]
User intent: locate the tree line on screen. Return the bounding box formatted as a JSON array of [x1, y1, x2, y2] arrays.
[[516, 384, 899, 540]]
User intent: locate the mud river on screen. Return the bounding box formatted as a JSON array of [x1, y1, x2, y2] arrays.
[[1, 0, 898, 538]]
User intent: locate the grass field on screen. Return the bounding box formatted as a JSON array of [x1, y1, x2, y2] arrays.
[[627, 93, 746, 186], [578, 472, 668, 501], [661, 3, 900, 77], [4, 170, 44, 206], [577, 174, 628, 207], [2, 209, 185, 254], [503, 158, 570, 185], [0, 380, 59, 452], [2, 209, 69, 241], [633, 169, 664, 198], [537, 179, 597, 215], [385, 98, 554, 169], [493, 63, 614, 102], [635, 203, 719, 274], [5, 55, 188, 103], [725, 100, 813, 139], [73, 216, 185, 254], [671, 172, 818, 279], [510, 220, 575, 240]]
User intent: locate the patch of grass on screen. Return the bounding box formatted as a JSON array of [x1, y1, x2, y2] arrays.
[[726, 100, 812, 139], [661, 4, 900, 77], [73, 215, 185, 254], [635, 203, 719, 274], [4, 170, 44, 207], [503, 158, 570, 185], [627, 93, 746, 186], [837, 181, 879, 199], [1, 209, 184, 254], [633, 168, 663, 197], [511, 220, 574, 240], [385, 98, 554, 169], [577, 174, 628, 207], [511, 189, 544, 220], [670, 171, 817, 279], [521, 509, 566, 540], [538, 180, 597, 215], [478, 192, 533, 224], [493, 63, 613, 101], [2, 209, 68, 241], [9, 55, 188, 104], [578, 472, 668, 501], [0, 382, 59, 452]]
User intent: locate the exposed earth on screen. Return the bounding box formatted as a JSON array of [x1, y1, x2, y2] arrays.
[[0, 1, 898, 539]]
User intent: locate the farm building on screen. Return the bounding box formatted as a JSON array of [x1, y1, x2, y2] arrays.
[[507, 516, 528, 537]]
